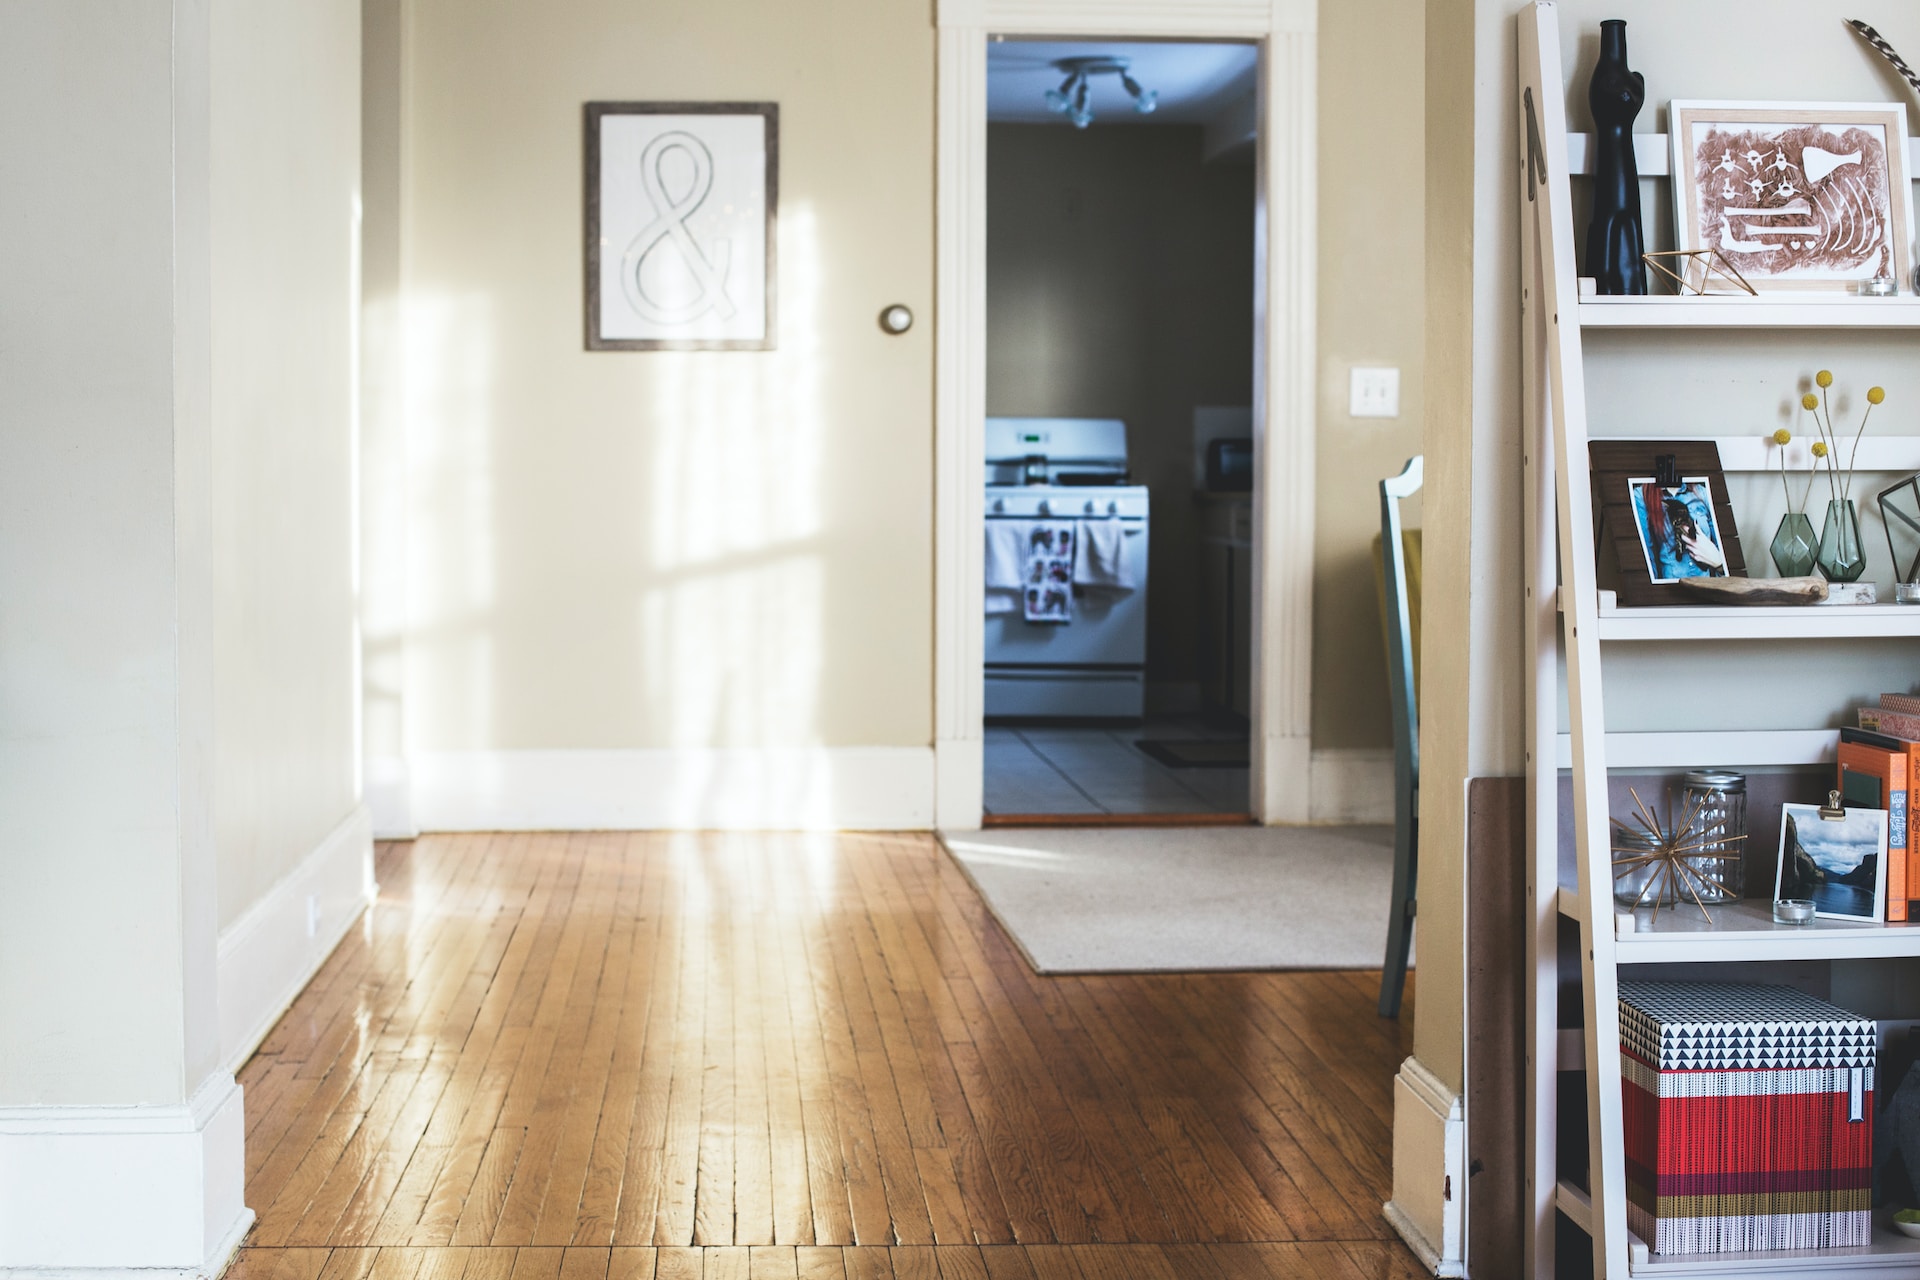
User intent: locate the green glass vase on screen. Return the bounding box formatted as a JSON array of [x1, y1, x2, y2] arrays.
[[1769, 512, 1817, 578], [1817, 499, 1867, 583]]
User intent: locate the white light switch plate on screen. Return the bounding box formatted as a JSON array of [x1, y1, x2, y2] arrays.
[[1350, 366, 1401, 419]]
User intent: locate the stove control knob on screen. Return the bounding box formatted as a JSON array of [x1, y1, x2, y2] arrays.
[[1038, 500, 1051, 516], [1107, 501, 1118, 516], [1083, 500, 1095, 514], [992, 498, 1005, 514]]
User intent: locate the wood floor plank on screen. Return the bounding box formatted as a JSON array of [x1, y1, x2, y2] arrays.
[[236, 834, 1420, 1269], [793, 1248, 848, 1280]]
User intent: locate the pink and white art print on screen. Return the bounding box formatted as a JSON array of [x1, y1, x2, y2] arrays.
[[1670, 101, 1913, 292]]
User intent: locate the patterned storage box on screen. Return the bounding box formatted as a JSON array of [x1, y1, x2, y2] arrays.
[[1619, 981, 1875, 1255]]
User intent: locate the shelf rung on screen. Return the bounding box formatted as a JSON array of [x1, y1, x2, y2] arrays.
[[1553, 729, 1837, 770], [1564, 132, 1920, 180], [1556, 1178, 1593, 1234], [1557, 887, 1588, 923]]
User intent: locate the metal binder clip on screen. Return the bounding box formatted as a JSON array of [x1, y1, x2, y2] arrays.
[[1820, 789, 1848, 822], [1654, 454, 1680, 489]]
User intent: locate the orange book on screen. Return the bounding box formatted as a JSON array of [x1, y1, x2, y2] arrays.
[[1838, 729, 1909, 921]]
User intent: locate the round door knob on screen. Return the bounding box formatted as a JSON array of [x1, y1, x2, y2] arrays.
[[878, 304, 914, 335]]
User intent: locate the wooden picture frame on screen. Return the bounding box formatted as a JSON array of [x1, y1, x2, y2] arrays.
[[585, 102, 778, 351], [1669, 100, 1914, 294], [1590, 440, 1746, 607]]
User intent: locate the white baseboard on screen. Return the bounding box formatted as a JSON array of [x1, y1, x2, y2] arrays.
[[410, 747, 935, 831], [0, 1074, 251, 1276], [364, 754, 416, 838], [1308, 748, 1395, 824], [217, 804, 376, 1072], [1386, 1054, 1466, 1278], [934, 737, 984, 831]]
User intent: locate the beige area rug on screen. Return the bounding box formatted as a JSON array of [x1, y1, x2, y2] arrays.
[[941, 824, 1403, 973]]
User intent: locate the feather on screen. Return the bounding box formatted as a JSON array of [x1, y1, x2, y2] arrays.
[[1849, 19, 1920, 97]]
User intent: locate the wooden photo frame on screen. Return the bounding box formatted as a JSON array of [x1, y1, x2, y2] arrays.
[[1669, 100, 1913, 294], [585, 102, 778, 351], [1590, 441, 1746, 607]]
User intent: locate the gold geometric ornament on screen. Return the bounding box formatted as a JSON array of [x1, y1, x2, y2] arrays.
[[1641, 248, 1758, 297], [1610, 785, 1746, 921]]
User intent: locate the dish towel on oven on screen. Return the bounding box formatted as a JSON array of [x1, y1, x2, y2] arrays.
[[1023, 522, 1076, 622], [984, 521, 1029, 614], [1074, 518, 1134, 592]]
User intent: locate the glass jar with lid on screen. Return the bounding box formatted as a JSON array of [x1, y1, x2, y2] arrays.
[[1679, 769, 1747, 903]]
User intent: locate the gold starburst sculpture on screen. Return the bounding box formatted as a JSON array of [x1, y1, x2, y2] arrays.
[[1610, 786, 1745, 921]]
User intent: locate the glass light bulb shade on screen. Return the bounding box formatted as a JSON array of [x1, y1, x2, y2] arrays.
[[1131, 89, 1158, 114], [1070, 106, 1093, 128], [1044, 88, 1070, 113]]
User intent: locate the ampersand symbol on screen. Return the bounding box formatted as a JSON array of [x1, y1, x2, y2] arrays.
[[622, 131, 737, 324]]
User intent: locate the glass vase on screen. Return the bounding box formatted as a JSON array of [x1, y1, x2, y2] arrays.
[[1769, 512, 1818, 578], [1817, 498, 1867, 583]]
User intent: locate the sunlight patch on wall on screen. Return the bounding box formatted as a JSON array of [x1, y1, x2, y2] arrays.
[[638, 203, 828, 757], [405, 293, 498, 752]]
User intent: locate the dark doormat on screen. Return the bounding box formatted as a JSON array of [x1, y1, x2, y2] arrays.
[[1134, 738, 1250, 769]]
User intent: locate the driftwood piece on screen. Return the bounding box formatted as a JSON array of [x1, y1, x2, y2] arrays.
[[1672, 575, 1828, 606]]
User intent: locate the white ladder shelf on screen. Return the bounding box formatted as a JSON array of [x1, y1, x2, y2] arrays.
[[1519, 4, 1920, 1276]]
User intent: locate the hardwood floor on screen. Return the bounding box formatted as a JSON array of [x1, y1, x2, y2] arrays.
[[230, 833, 1420, 1280]]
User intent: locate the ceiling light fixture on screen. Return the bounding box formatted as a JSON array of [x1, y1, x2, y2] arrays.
[[1042, 56, 1158, 129]]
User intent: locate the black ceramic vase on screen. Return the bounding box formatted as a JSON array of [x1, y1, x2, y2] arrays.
[[1585, 20, 1647, 295]]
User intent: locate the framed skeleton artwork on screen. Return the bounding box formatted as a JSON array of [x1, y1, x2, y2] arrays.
[[1669, 101, 1913, 293]]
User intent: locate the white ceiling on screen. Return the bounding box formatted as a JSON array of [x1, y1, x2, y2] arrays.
[[985, 39, 1257, 126]]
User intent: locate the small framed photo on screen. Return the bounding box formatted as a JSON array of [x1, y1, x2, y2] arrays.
[[1774, 801, 1888, 922], [1589, 441, 1746, 606], [1670, 101, 1914, 294], [585, 102, 777, 351], [1628, 476, 1730, 583]]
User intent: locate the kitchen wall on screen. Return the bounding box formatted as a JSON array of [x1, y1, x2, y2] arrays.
[[392, 0, 935, 818], [985, 0, 1428, 750], [985, 123, 1255, 708], [384, 0, 1428, 811]]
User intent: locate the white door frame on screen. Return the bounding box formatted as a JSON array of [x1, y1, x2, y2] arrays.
[[933, 0, 1317, 828]]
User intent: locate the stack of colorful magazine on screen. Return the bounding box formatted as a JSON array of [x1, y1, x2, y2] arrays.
[[1620, 981, 1874, 1255]]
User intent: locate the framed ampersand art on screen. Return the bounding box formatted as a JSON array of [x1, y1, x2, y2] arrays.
[[585, 102, 778, 351]]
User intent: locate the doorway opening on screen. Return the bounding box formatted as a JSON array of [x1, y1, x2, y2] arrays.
[[980, 39, 1259, 824]]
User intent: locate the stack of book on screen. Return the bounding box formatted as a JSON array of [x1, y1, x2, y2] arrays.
[[1849, 695, 1920, 921], [1621, 981, 1875, 1255]]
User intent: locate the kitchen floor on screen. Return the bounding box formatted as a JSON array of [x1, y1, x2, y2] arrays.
[[984, 716, 1250, 817]]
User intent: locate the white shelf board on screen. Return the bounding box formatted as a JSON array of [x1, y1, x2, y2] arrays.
[[1579, 296, 1920, 329], [1591, 600, 1920, 642], [1612, 899, 1920, 964], [1708, 436, 1920, 474], [1625, 1224, 1920, 1278], [1553, 729, 1837, 770], [1565, 132, 1920, 180]]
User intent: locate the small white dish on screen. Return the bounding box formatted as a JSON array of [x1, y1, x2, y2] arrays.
[[1891, 1215, 1920, 1239]]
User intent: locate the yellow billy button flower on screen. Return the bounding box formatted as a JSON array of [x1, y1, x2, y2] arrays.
[[1774, 428, 1792, 445], [1813, 441, 1829, 457], [1817, 370, 1835, 388], [1869, 386, 1887, 405], [1803, 393, 1821, 410]]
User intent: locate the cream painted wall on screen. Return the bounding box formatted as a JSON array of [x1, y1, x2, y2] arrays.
[[1314, 0, 1427, 752], [211, 0, 364, 930], [985, 123, 1255, 700], [0, 0, 219, 1107], [399, 0, 934, 756]]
